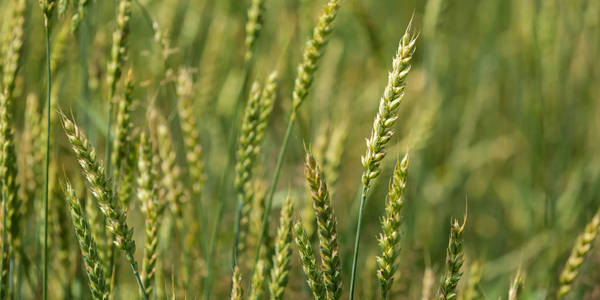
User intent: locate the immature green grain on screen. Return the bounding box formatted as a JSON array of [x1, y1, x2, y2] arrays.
[[176, 68, 206, 198], [138, 132, 160, 298], [251, 0, 340, 288], [377, 154, 409, 299], [294, 222, 325, 299], [231, 266, 244, 300], [438, 217, 466, 300], [462, 262, 481, 300], [350, 19, 417, 299], [107, 0, 132, 100], [557, 209, 600, 299], [508, 269, 523, 300], [244, 0, 265, 62], [268, 197, 294, 300], [59, 111, 147, 298], [234, 72, 278, 259], [65, 183, 109, 300], [305, 152, 341, 300]]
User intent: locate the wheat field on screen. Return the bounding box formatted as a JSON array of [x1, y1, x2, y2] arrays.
[[0, 0, 599, 299]]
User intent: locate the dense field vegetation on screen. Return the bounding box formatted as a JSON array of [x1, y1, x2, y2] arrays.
[[0, 0, 599, 299]]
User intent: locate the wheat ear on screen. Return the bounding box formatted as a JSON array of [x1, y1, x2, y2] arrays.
[[113, 69, 136, 208], [557, 209, 600, 299], [138, 132, 160, 298], [305, 152, 342, 299], [65, 183, 109, 300], [462, 262, 482, 300], [377, 154, 409, 299], [349, 19, 417, 299], [294, 222, 325, 299], [234, 72, 279, 260], [59, 111, 147, 299], [268, 197, 294, 300], [438, 217, 466, 300]]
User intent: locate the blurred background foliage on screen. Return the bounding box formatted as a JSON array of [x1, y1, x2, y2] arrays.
[[2, 0, 600, 298]]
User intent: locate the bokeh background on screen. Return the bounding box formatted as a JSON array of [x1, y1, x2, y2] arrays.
[[3, 0, 600, 298]]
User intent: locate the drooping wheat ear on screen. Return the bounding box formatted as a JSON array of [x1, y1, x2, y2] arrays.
[[377, 154, 409, 299], [138, 132, 160, 299], [231, 266, 244, 300], [107, 0, 132, 99], [508, 268, 524, 300], [268, 197, 294, 300], [291, 0, 340, 115], [557, 209, 600, 299], [244, 0, 265, 63], [421, 267, 435, 300], [176, 68, 206, 198], [350, 19, 417, 299], [71, 0, 90, 32], [462, 262, 482, 300], [305, 152, 342, 300], [361, 20, 417, 188], [113, 69, 136, 208], [65, 183, 109, 300], [294, 222, 325, 300], [153, 112, 186, 230], [438, 217, 466, 300], [235, 72, 279, 257], [59, 111, 147, 298]]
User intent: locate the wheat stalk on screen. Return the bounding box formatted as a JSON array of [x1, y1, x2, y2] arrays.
[[305, 152, 342, 300], [65, 183, 109, 300], [376, 154, 408, 299], [293, 222, 325, 299], [268, 196, 294, 300], [349, 19, 417, 299], [438, 217, 466, 300], [557, 209, 600, 299]]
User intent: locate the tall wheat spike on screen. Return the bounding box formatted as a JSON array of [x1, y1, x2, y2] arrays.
[[65, 183, 109, 300], [350, 19, 417, 299], [376, 154, 409, 299], [304, 152, 341, 300]]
